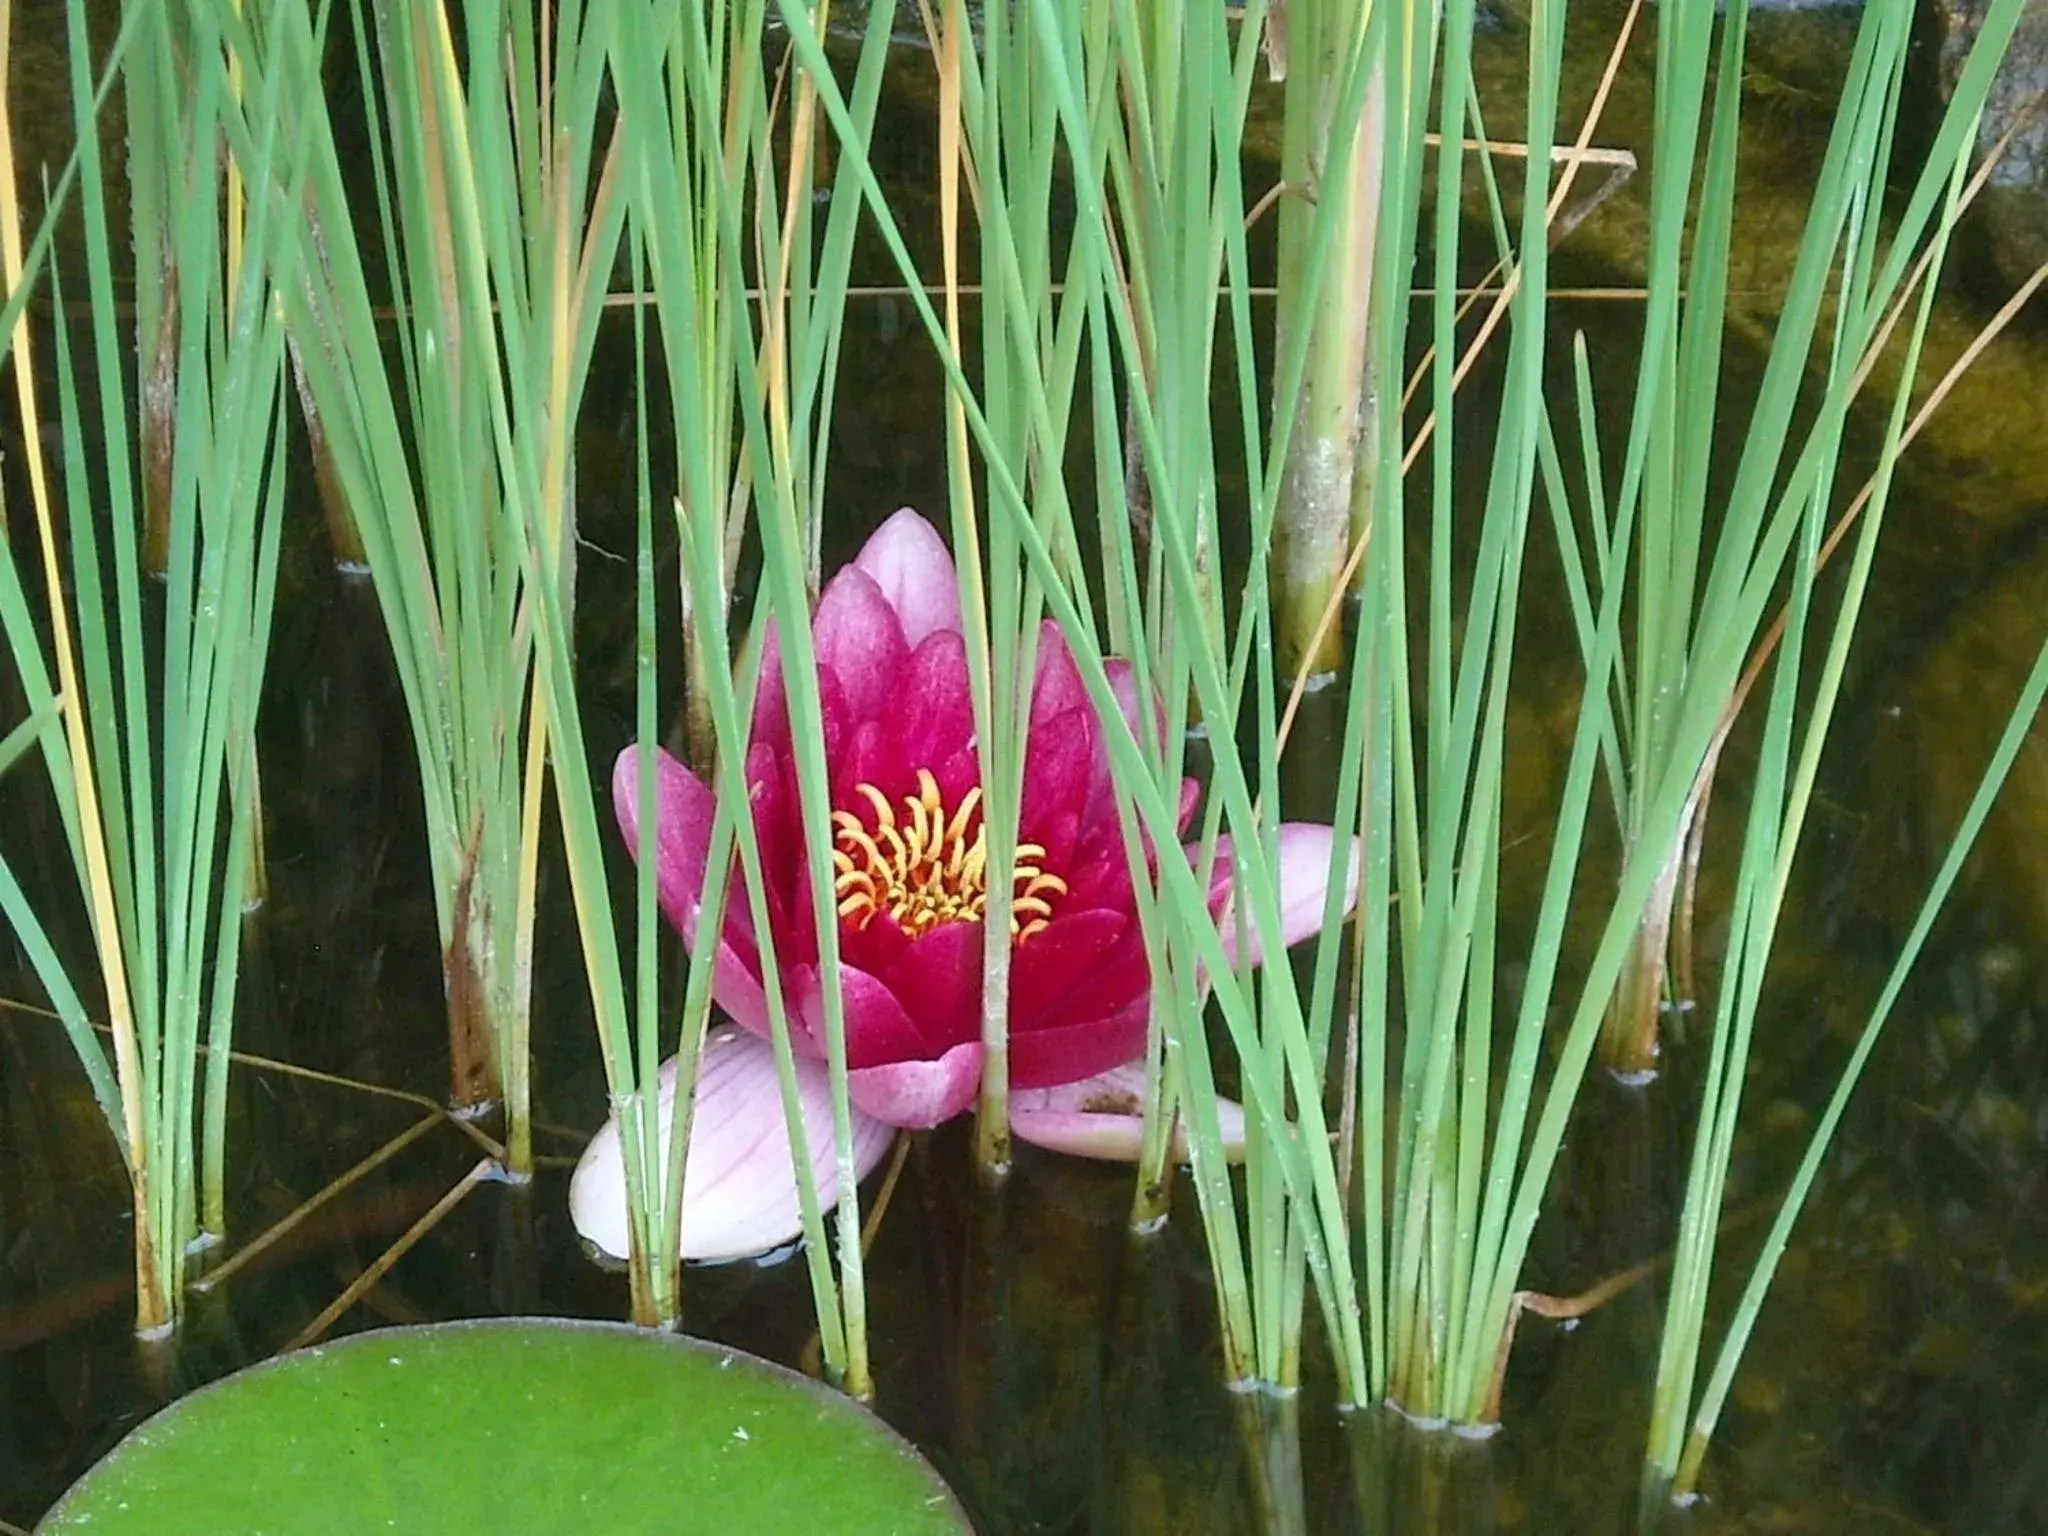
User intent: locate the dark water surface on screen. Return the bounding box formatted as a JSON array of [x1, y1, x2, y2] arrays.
[[9, 4, 2048, 1532]]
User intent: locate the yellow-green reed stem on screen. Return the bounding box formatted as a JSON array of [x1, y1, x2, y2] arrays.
[[1272, 0, 1383, 680], [0, 32, 157, 1327]]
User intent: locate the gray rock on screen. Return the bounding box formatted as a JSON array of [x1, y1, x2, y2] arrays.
[[1938, 0, 2048, 283]]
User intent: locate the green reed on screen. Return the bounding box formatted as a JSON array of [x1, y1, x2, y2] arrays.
[[778, 0, 2043, 1484], [773, 0, 1375, 1394], [0, 0, 294, 1331], [604, 0, 899, 1382], [917, 0, 1095, 1172], [1353, 0, 2030, 1432], [2, 0, 2034, 1504], [1639, 0, 2032, 1498], [253, 0, 628, 1179]]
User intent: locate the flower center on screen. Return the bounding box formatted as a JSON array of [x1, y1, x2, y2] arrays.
[[831, 769, 1067, 944]]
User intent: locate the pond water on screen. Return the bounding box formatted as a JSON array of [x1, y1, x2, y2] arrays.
[[8, 3, 2048, 1532]]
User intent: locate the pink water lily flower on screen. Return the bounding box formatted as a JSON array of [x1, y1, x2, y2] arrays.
[[575, 508, 1356, 1263]]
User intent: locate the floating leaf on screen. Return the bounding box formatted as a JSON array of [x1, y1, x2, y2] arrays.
[[39, 1319, 968, 1534]]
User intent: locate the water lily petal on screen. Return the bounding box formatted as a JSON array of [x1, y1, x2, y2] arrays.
[[900, 630, 977, 799], [799, 962, 935, 1068], [854, 507, 962, 646], [1010, 1062, 1246, 1163], [1009, 908, 1131, 1030], [1021, 705, 1097, 835], [748, 618, 789, 754], [741, 743, 800, 946], [612, 747, 771, 1033], [1199, 824, 1362, 968], [613, 745, 714, 935], [847, 1038, 985, 1128], [568, 1028, 894, 1265], [841, 717, 910, 809], [1027, 807, 1082, 880], [1058, 775, 1199, 911], [1028, 621, 1088, 729], [841, 907, 913, 978], [1105, 658, 1144, 743], [814, 566, 911, 722], [1078, 659, 1180, 824], [880, 921, 983, 1054], [1009, 996, 1151, 1089], [1061, 841, 1134, 912]]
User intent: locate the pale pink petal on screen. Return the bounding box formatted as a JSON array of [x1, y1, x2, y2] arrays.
[[1105, 658, 1143, 743], [853, 507, 962, 646], [1197, 824, 1361, 968], [847, 1038, 985, 1128], [568, 1028, 894, 1265], [1009, 1062, 1246, 1163], [812, 567, 910, 721]]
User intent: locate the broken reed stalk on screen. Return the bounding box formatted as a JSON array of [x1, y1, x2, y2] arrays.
[[1272, 1, 1385, 680]]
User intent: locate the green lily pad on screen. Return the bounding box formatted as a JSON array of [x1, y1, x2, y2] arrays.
[[38, 1318, 968, 1534]]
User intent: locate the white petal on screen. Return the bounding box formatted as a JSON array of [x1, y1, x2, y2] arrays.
[[1009, 1062, 1247, 1164], [569, 1028, 895, 1264]]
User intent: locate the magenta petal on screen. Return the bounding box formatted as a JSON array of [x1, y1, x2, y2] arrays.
[[613, 747, 771, 1033], [854, 507, 963, 647], [1009, 909, 1131, 1030], [841, 908, 912, 978], [1062, 841, 1133, 911], [880, 921, 985, 1055], [848, 1039, 985, 1128], [568, 1028, 895, 1264], [813, 566, 911, 722], [1198, 825, 1362, 968], [742, 743, 796, 932], [1021, 706, 1096, 832], [899, 630, 977, 773], [614, 746, 712, 937], [934, 745, 980, 808], [1030, 808, 1082, 878], [801, 963, 934, 1069], [1010, 1062, 1246, 1163], [839, 718, 910, 807], [747, 618, 790, 755], [1029, 622, 1088, 729], [1010, 996, 1151, 1089]]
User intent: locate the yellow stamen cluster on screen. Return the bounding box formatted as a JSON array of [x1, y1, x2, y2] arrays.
[[831, 769, 1068, 944]]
